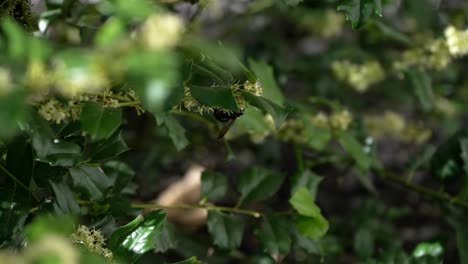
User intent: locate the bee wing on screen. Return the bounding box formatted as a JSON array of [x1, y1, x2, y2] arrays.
[[217, 119, 236, 139]]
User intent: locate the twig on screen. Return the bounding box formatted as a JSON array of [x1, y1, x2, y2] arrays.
[[0, 163, 39, 202], [374, 168, 468, 210], [131, 202, 262, 218]]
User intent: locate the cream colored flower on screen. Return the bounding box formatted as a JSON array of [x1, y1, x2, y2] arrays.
[[26, 60, 51, 91], [140, 14, 184, 50], [38, 98, 70, 124], [332, 60, 385, 92], [70, 225, 114, 262], [444, 25, 468, 57], [330, 110, 353, 130]]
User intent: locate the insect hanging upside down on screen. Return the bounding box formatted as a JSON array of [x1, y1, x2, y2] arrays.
[[214, 108, 244, 139]]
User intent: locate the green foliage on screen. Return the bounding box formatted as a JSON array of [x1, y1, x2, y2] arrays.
[[0, 0, 467, 263]]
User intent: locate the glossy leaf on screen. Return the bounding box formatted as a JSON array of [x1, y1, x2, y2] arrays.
[[237, 166, 285, 204], [87, 131, 129, 161], [412, 242, 443, 258], [201, 171, 228, 201], [242, 91, 288, 128], [103, 161, 135, 194], [190, 85, 239, 112], [80, 102, 122, 141], [69, 164, 112, 201], [295, 215, 329, 239], [49, 181, 80, 215], [109, 210, 167, 263], [337, 0, 382, 29], [256, 215, 291, 254], [249, 59, 284, 105], [154, 222, 178, 253], [207, 211, 244, 249], [32, 132, 81, 167]]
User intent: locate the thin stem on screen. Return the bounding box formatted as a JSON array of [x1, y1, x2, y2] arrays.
[[294, 143, 304, 172], [375, 168, 468, 209], [0, 163, 39, 202], [118, 101, 141, 107], [131, 202, 262, 218]]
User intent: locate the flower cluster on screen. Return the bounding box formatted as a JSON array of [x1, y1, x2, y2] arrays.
[[364, 111, 431, 144], [278, 110, 353, 143], [444, 25, 468, 57], [70, 225, 114, 262], [37, 90, 141, 124], [331, 60, 385, 92], [393, 39, 452, 71], [300, 9, 345, 38], [139, 14, 185, 50]]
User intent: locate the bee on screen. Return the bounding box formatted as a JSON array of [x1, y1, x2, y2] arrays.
[[214, 108, 243, 139]]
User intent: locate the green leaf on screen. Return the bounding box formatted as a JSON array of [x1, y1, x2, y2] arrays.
[[95, 18, 125, 48], [237, 166, 285, 204], [207, 211, 244, 249], [109, 210, 167, 264], [155, 114, 189, 151], [338, 131, 372, 171], [49, 181, 80, 215], [337, 0, 382, 29], [295, 215, 329, 239], [190, 85, 239, 112], [87, 131, 129, 161], [430, 130, 466, 183], [412, 242, 443, 258], [235, 107, 271, 134], [103, 161, 135, 194], [154, 222, 178, 253], [248, 59, 284, 105], [291, 170, 323, 200], [69, 164, 112, 201], [242, 91, 288, 128], [80, 102, 122, 141], [289, 188, 321, 218], [256, 215, 291, 254], [405, 69, 433, 112], [0, 91, 28, 140], [201, 171, 228, 201], [302, 117, 331, 151], [354, 227, 374, 258], [31, 118, 82, 167], [289, 188, 329, 239]]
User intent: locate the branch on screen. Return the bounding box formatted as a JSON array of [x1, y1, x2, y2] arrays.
[[131, 202, 263, 218], [374, 168, 468, 210], [0, 163, 39, 202]]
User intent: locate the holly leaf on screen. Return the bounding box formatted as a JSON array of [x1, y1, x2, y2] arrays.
[[237, 166, 284, 205], [109, 210, 167, 264], [69, 164, 112, 201], [80, 102, 122, 141], [256, 215, 292, 254], [202, 171, 228, 201], [337, 0, 382, 29], [207, 211, 244, 249]]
